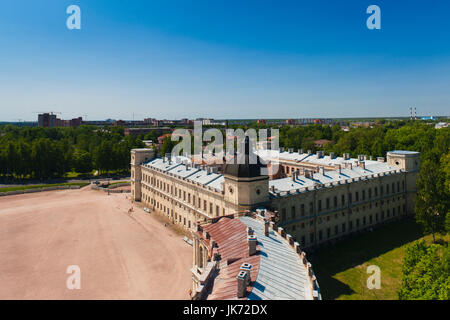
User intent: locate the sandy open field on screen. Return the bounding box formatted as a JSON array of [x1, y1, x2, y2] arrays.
[[0, 187, 192, 300]]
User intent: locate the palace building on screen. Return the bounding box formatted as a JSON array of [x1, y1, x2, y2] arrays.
[[131, 138, 420, 250]]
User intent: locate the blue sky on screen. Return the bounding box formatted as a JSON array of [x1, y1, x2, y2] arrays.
[[0, 0, 449, 121]]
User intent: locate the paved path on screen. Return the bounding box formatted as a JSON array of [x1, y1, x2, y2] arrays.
[[0, 188, 192, 299]]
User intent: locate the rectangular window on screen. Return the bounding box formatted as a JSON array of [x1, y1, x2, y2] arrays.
[[326, 198, 330, 210], [335, 225, 338, 235], [301, 204, 305, 216], [291, 206, 296, 219]]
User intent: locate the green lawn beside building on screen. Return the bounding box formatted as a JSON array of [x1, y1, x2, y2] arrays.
[[310, 219, 445, 300]]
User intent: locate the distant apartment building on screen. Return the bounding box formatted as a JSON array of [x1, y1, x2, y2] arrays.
[[297, 118, 334, 125], [38, 113, 57, 127], [38, 113, 82, 128], [286, 119, 295, 125]]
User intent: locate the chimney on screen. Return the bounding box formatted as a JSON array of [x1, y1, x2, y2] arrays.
[[292, 171, 297, 181], [247, 227, 254, 236], [359, 161, 366, 169], [236, 271, 248, 298], [319, 167, 325, 175], [316, 151, 321, 158], [377, 157, 385, 163], [280, 147, 284, 152], [203, 231, 210, 239], [240, 263, 253, 285], [330, 152, 335, 159], [264, 221, 270, 236], [298, 149, 303, 154], [307, 149, 311, 155], [270, 185, 275, 193], [248, 235, 257, 256]]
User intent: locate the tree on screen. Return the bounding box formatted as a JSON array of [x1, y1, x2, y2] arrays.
[[73, 150, 93, 174], [160, 136, 175, 157], [415, 160, 447, 242], [398, 240, 449, 300]]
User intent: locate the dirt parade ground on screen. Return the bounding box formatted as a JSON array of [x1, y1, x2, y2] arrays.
[[0, 187, 192, 299]]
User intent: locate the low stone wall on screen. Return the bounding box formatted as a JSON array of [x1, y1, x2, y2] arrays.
[[108, 182, 130, 189], [91, 183, 131, 194]]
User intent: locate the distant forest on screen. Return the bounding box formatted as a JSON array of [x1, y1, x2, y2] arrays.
[[0, 125, 145, 180], [1, 121, 448, 181]]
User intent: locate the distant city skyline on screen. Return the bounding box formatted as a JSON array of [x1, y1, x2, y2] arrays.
[[1, 0, 449, 121]]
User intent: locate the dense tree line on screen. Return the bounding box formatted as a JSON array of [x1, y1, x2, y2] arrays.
[[0, 125, 144, 180], [398, 240, 449, 300]]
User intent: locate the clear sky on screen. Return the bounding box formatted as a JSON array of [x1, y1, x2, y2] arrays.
[[0, 0, 449, 121]]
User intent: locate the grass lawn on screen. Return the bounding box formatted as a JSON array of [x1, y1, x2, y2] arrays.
[[0, 182, 90, 193], [310, 218, 447, 300]]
